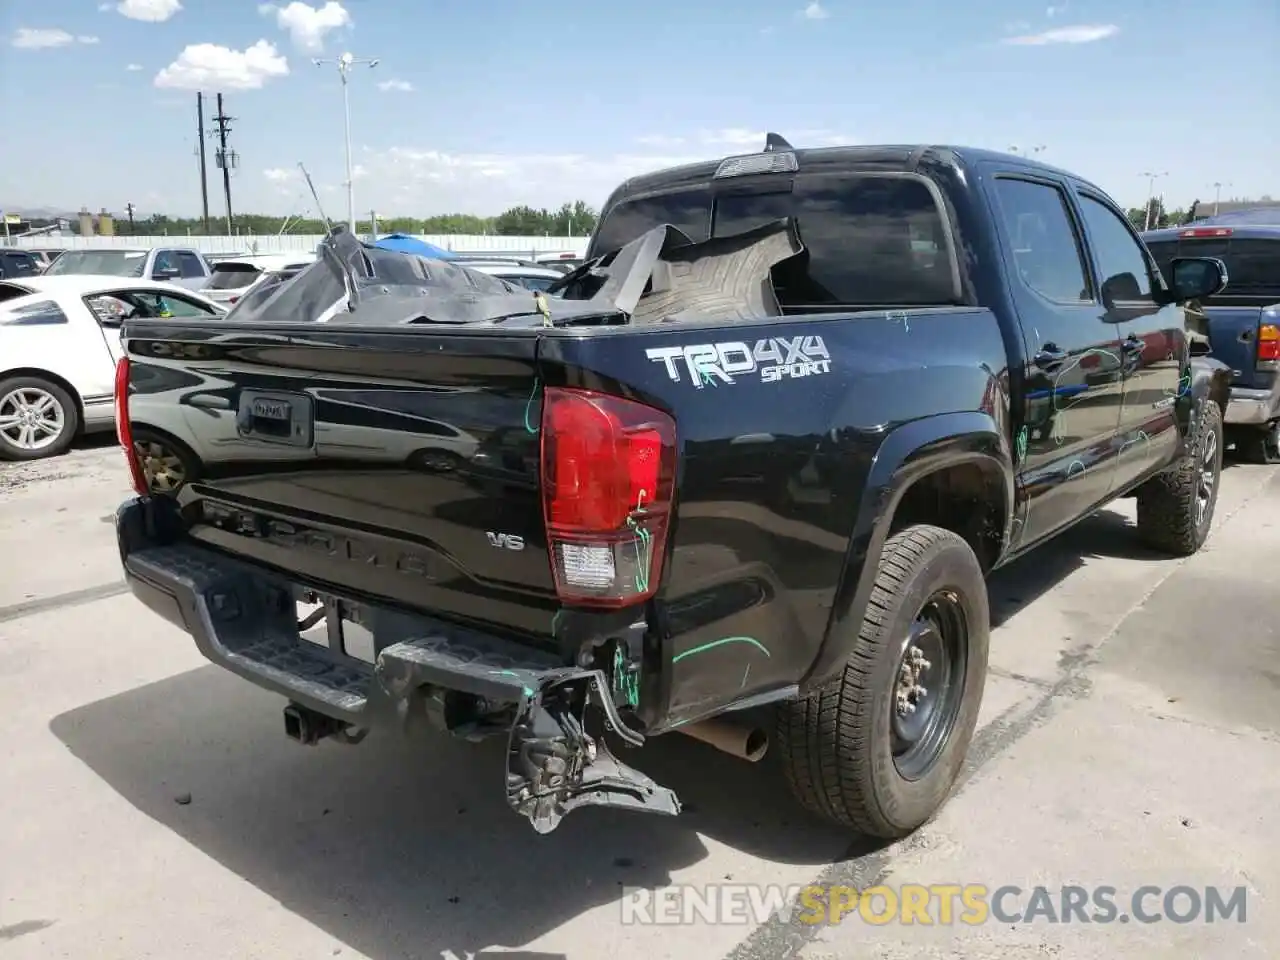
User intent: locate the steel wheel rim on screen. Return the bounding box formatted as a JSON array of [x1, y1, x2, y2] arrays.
[[134, 439, 187, 492], [0, 387, 66, 451], [1196, 423, 1218, 528], [891, 590, 968, 780]]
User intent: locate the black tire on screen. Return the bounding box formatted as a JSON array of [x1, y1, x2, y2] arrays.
[[776, 524, 989, 838], [0, 375, 80, 461], [1235, 420, 1280, 465], [1135, 399, 1223, 556]]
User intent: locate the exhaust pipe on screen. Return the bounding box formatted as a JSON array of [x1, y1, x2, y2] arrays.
[[676, 716, 769, 762]]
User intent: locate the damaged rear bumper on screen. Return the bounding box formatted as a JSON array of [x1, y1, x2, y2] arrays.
[[115, 498, 680, 834]]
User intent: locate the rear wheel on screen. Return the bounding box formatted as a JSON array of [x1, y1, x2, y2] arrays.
[[776, 525, 989, 838], [1236, 420, 1280, 465], [0, 376, 79, 461]]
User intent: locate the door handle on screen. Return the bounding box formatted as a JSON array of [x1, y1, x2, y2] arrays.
[[1033, 346, 1068, 370]]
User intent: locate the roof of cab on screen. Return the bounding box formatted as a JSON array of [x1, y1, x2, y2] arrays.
[[609, 141, 1101, 205]]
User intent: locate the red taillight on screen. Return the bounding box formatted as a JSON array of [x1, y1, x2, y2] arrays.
[[1180, 227, 1232, 238], [540, 387, 676, 608], [228, 295, 239, 304], [1258, 324, 1280, 364], [114, 357, 148, 495]]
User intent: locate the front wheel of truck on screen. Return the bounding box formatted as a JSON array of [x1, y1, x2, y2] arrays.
[[777, 525, 989, 839], [1135, 399, 1224, 556]]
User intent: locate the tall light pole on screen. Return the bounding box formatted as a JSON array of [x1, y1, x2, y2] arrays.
[[313, 52, 379, 233], [1140, 171, 1168, 230], [1212, 181, 1231, 216]]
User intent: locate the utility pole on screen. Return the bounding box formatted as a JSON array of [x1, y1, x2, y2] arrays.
[[313, 52, 380, 233], [125, 202, 135, 235], [1212, 181, 1231, 216], [369, 209, 378, 241], [1140, 171, 1168, 230], [196, 93, 211, 232], [211, 93, 238, 235]]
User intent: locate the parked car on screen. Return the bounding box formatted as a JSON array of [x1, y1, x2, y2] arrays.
[[0, 274, 224, 464], [200, 253, 317, 307], [0, 249, 41, 279], [535, 252, 586, 272], [43, 246, 213, 291], [110, 140, 1228, 840], [22, 249, 65, 272], [464, 262, 566, 292], [1142, 217, 1280, 462]]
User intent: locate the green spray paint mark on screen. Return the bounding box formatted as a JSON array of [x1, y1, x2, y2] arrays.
[[673, 636, 772, 663], [1015, 426, 1028, 461], [612, 642, 640, 709], [523, 378, 541, 434]]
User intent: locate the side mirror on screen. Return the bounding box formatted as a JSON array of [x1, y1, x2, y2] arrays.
[[1168, 257, 1227, 303], [1100, 271, 1143, 310]]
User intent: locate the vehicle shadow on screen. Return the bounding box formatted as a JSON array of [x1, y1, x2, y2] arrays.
[[987, 504, 1169, 628], [49, 667, 854, 959]]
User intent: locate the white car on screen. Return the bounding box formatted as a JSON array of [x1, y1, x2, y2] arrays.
[[463, 262, 566, 292], [200, 253, 317, 307], [0, 274, 224, 465]]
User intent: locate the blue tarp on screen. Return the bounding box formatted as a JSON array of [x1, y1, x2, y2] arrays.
[[371, 233, 457, 259]]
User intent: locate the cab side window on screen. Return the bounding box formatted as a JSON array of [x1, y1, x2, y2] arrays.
[[992, 178, 1092, 303], [1077, 194, 1154, 301], [176, 251, 206, 278]]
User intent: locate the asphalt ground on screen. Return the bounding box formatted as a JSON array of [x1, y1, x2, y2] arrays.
[[1, 439, 1276, 959]]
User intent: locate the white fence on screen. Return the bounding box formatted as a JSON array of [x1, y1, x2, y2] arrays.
[[8, 233, 590, 258]]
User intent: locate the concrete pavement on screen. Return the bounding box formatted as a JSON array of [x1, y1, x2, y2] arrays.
[[0, 442, 1276, 959]]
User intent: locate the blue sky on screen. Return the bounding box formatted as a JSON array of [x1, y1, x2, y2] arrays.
[[2, 0, 1277, 218]]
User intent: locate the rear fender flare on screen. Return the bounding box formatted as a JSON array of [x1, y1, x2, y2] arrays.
[[799, 411, 1013, 692]]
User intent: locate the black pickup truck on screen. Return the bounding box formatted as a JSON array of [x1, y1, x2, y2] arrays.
[[112, 138, 1231, 839]]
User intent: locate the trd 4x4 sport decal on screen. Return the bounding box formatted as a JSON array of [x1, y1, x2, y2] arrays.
[[645, 335, 831, 387]]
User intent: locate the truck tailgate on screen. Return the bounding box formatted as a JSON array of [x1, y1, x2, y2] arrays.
[[1204, 305, 1266, 387], [124, 323, 559, 640]]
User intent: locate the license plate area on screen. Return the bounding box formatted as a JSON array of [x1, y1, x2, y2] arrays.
[[237, 390, 314, 446], [295, 590, 375, 664]]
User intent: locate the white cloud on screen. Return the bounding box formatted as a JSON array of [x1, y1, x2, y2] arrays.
[[114, 0, 183, 23], [1002, 23, 1119, 45], [696, 128, 854, 149], [377, 79, 413, 92], [349, 129, 855, 214], [126, 62, 143, 70], [801, 2, 829, 20], [154, 39, 289, 90], [263, 167, 297, 184], [635, 134, 686, 147], [11, 28, 100, 49], [259, 1, 350, 52]]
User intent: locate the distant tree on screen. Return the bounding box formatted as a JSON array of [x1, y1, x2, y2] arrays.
[[48, 203, 599, 238]]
